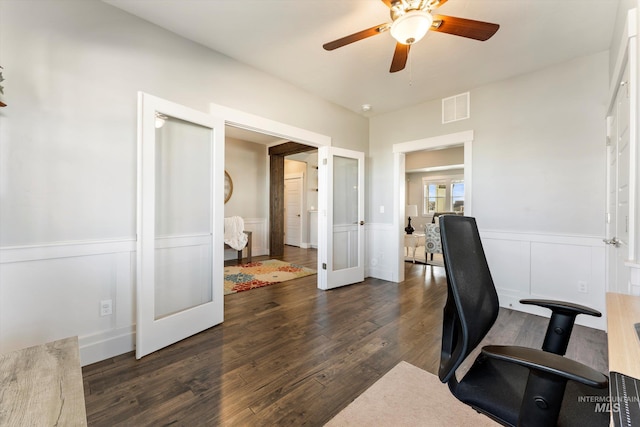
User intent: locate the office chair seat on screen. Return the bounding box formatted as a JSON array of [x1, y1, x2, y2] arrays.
[[454, 355, 610, 426]]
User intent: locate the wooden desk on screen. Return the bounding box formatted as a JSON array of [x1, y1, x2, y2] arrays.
[[606, 292, 640, 379], [0, 336, 87, 426]]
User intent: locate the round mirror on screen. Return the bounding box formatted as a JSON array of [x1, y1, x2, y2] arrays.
[[224, 170, 233, 204]]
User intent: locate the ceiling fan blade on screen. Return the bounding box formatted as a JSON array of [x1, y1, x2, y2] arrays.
[[431, 0, 448, 8], [380, 0, 393, 7], [390, 43, 410, 73], [323, 23, 390, 51], [431, 15, 499, 41]]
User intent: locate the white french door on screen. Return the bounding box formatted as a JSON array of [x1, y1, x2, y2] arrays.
[[136, 92, 225, 359], [317, 146, 365, 289], [606, 61, 633, 295]]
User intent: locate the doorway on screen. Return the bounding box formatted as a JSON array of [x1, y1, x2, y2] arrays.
[[392, 130, 474, 283], [223, 130, 317, 261], [212, 102, 366, 291], [404, 146, 464, 265]]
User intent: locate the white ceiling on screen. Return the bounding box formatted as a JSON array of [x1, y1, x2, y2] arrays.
[[104, 0, 620, 117]]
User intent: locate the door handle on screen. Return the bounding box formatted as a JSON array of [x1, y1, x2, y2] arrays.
[[603, 237, 621, 247], [359, 220, 365, 226]]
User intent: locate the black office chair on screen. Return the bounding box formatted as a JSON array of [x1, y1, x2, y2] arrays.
[[438, 215, 609, 426]]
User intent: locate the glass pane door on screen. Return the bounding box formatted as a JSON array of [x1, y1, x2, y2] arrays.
[[332, 155, 359, 271], [137, 92, 224, 359], [318, 147, 364, 290], [154, 116, 213, 319]]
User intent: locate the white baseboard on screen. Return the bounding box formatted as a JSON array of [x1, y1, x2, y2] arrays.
[[79, 327, 135, 366], [366, 266, 395, 282]]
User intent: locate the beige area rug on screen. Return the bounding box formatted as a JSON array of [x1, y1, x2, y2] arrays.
[[325, 361, 498, 427], [224, 259, 316, 295]]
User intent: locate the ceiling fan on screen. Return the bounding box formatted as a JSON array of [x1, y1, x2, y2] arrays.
[[323, 0, 500, 73]]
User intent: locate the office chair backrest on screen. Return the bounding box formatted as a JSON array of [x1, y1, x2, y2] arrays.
[[438, 215, 500, 383]]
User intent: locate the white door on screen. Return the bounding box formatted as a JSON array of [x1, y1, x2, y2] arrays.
[[317, 147, 365, 289], [284, 175, 303, 247], [136, 92, 225, 359], [605, 65, 631, 294]]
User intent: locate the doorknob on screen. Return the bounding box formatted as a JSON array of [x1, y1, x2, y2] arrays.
[[603, 237, 621, 247], [359, 220, 365, 226]]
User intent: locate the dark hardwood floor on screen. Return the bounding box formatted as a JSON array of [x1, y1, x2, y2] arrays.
[[82, 246, 607, 426]]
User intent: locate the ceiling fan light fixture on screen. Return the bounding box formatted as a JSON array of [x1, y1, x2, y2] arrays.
[[390, 10, 433, 45]]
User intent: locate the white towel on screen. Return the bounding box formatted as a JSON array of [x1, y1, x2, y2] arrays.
[[224, 216, 248, 251]]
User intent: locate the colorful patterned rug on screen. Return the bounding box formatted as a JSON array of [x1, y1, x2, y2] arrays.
[[224, 259, 316, 295]]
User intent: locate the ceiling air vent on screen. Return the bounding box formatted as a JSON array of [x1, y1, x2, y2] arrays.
[[442, 92, 470, 124]]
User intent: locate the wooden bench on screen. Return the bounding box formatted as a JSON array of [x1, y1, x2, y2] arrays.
[[225, 230, 252, 264]]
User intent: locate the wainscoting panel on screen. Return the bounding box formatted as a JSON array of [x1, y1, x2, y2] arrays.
[[482, 238, 531, 295], [0, 225, 609, 365], [0, 225, 270, 365], [365, 223, 396, 282], [0, 241, 136, 365], [363, 225, 607, 330], [530, 242, 602, 304], [481, 231, 606, 330]]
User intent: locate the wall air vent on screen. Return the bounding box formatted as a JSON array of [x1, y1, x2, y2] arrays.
[[442, 92, 470, 124]]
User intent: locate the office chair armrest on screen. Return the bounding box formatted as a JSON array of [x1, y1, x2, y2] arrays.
[[520, 299, 601, 355], [519, 299, 601, 317], [481, 345, 608, 388]]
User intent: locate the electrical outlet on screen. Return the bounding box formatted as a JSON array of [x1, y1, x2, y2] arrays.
[[578, 281, 588, 294], [100, 299, 113, 316]]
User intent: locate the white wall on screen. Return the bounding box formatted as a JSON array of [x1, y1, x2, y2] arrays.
[[224, 137, 268, 220], [367, 51, 610, 328], [0, 0, 368, 248], [0, 0, 367, 363], [223, 137, 269, 259], [370, 51, 608, 234]]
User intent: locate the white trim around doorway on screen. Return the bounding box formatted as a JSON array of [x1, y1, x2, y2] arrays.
[[209, 103, 331, 148], [392, 130, 474, 283]]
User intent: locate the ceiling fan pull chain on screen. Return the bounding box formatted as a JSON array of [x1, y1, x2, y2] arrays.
[[409, 51, 413, 86]]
